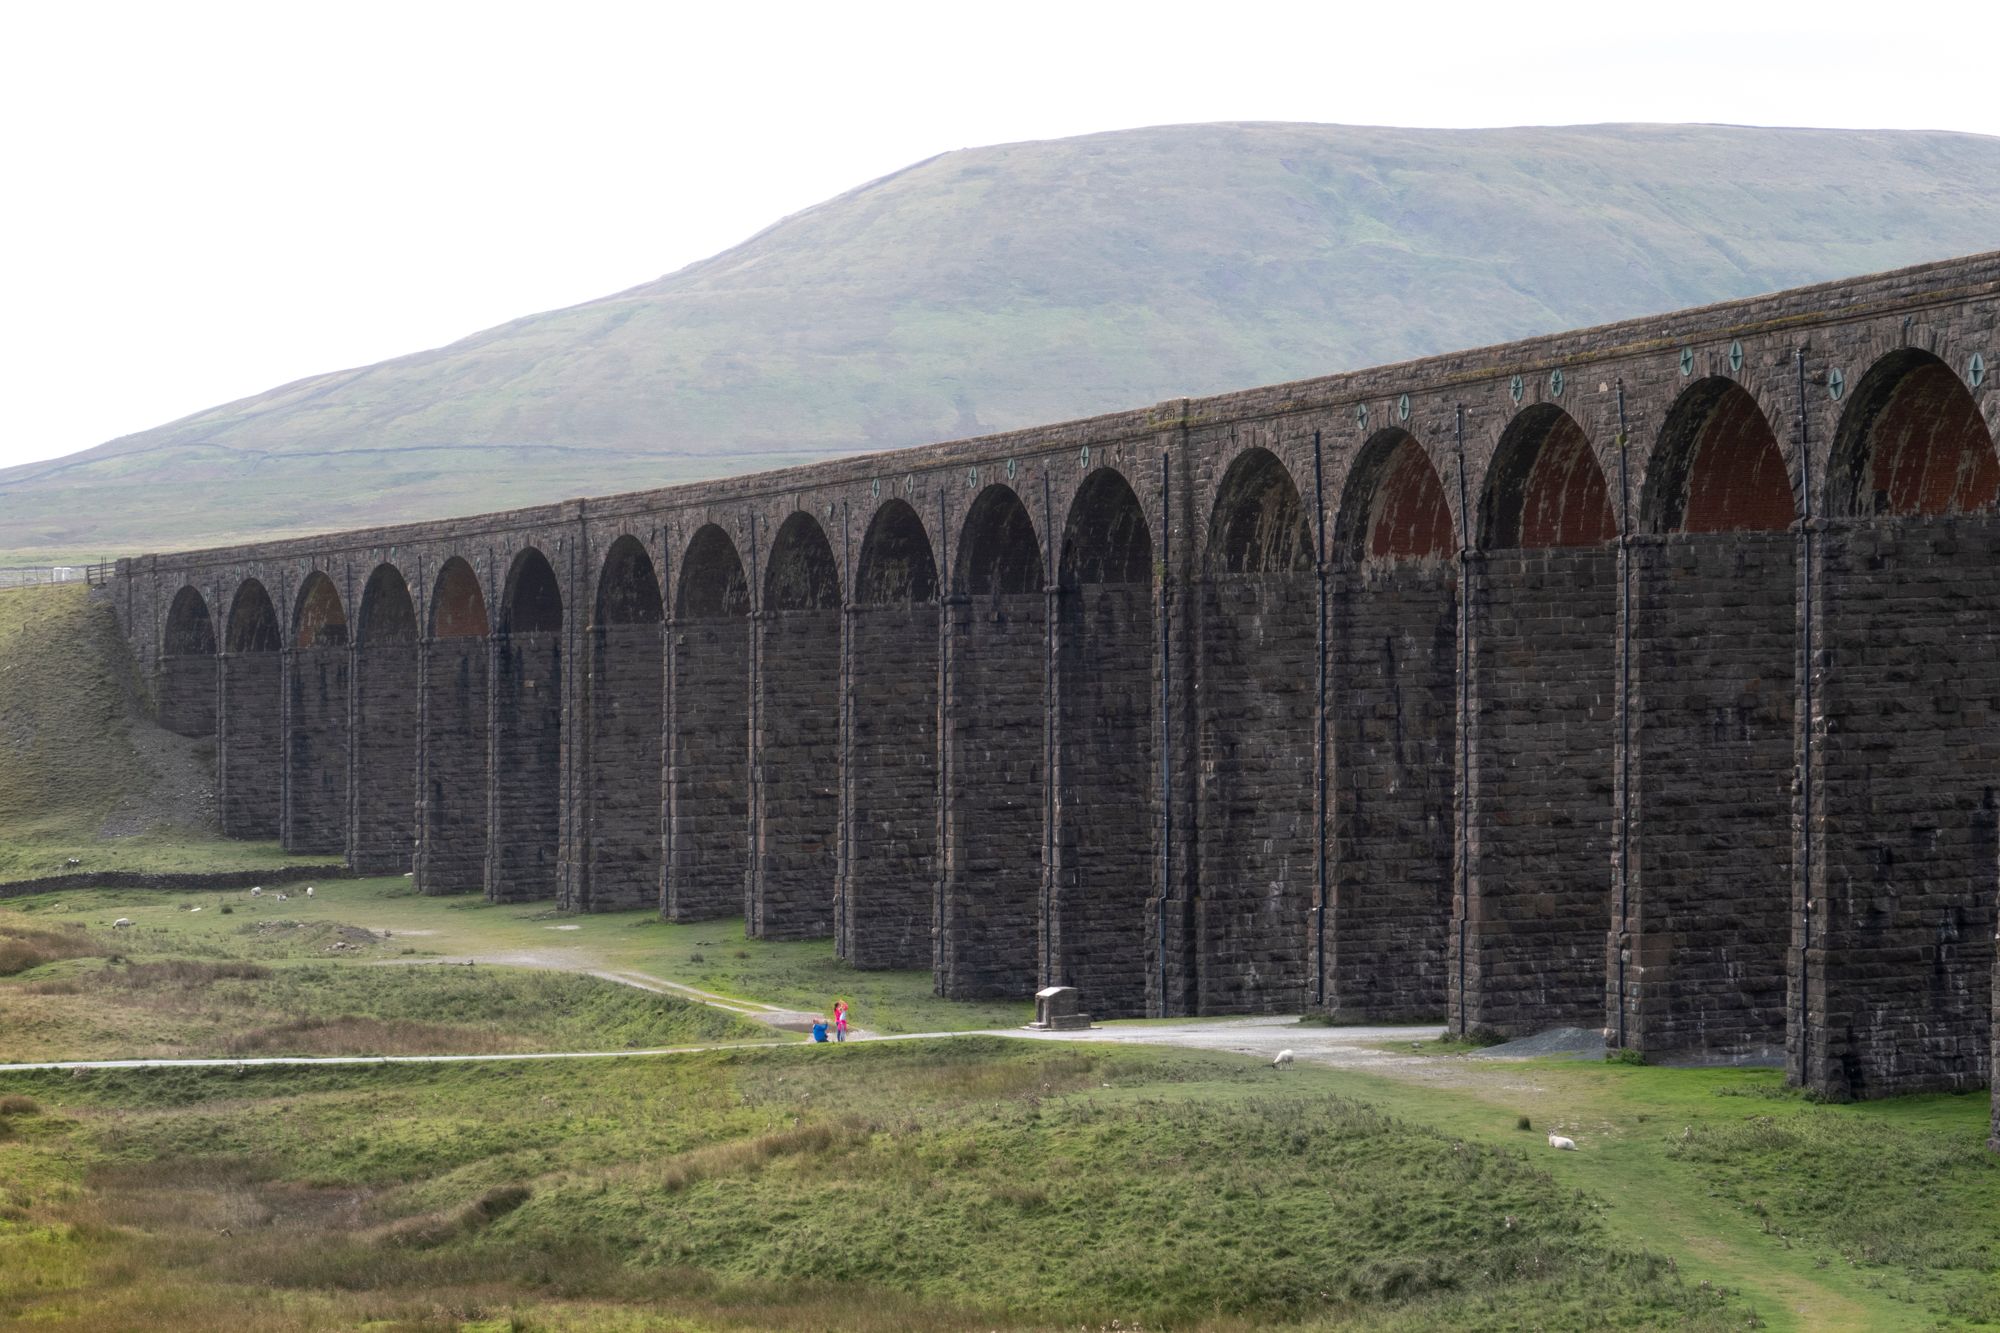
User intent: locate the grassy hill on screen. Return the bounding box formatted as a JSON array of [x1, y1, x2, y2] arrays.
[[9, 121, 2000, 560]]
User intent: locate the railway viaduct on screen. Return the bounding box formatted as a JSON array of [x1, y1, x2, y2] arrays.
[[110, 251, 2000, 1128]]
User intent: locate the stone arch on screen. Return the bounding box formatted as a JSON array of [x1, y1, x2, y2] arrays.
[[1326, 430, 1457, 1020], [489, 546, 562, 902], [430, 557, 489, 638], [667, 523, 750, 920], [750, 512, 842, 939], [583, 535, 664, 911], [938, 482, 1046, 998], [291, 571, 347, 648], [1460, 403, 1615, 1035], [1051, 467, 1156, 1015], [1807, 345, 2000, 1097], [1194, 445, 1316, 1013], [1205, 447, 1312, 573], [351, 564, 418, 874], [1643, 378, 1795, 534], [227, 579, 281, 653], [1621, 378, 1796, 1060], [218, 579, 282, 837], [1480, 405, 1616, 549], [499, 547, 563, 635], [764, 511, 841, 611], [856, 498, 938, 607], [844, 498, 940, 968], [1827, 348, 1998, 518], [284, 571, 349, 855], [1335, 430, 1455, 563], [159, 586, 216, 738], [675, 524, 750, 620], [955, 484, 1045, 596], [417, 557, 490, 894]]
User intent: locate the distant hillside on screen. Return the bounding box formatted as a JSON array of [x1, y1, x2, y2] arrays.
[[8, 121, 2000, 559]]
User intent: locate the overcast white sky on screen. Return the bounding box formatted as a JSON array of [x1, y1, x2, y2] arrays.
[[2, 0, 1994, 471]]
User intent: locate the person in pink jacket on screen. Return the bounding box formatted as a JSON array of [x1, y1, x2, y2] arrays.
[[833, 1000, 849, 1043]]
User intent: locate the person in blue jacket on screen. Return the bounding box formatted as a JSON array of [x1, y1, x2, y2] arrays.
[[810, 1016, 829, 1043]]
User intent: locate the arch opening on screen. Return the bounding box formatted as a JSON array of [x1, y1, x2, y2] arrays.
[[845, 498, 940, 967], [1335, 431, 1454, 563], [1327, 432, 1458, 1020], [285, 572, 349, 855], [500, 549, 562, 636], [595, 537, 662, 627], [752, 512, 843, 939], [218, 579, 282, 836], [667, 524, 750, 920], [1205, 448, 1312, 574], [1481, 406, 1615, 549], [939, 483, 1046, 998], [292, 572, 348, 649], [1643, 379, 1793, 534], [1053, 469, 1156, 1015], [159, 586, 216, 739], [416, 557, 489, 894], [489, 547, 561, 902], [357, 565, 417, 644], [1194, 447, 1315, 1013], [351, 564, 418, 874], [855, 499, 938, 607], [955, 484, 1044, 597], [1828, 349, 1997, 518], [1462, 405, 1615, 1035], [430, 558, 489, 638], [584, 535, 664, 911]]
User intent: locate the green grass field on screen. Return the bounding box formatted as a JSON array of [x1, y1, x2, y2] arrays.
[[4, 879, 1999, 1329]]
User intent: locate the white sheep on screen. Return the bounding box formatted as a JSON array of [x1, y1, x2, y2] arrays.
[[274, 892, 289, 902], [1548, 1133, 1577, 1151], [112, 917, 132, 929], [250, 886, 263, 897], [1271, 1049, 1294, 1069], [305, 886, 314, 898]]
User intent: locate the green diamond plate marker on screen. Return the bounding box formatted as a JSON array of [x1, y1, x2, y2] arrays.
[[1549, 368, 1565, 398], [1827, 368, 1845, 401], [1079, 446, 1091, 467], [1397, 393, 1411, 422], [1006, 458, 1017, 480], [1510, 375, 1524, 404], [1970, 353, 1986, 389], [1356, 403, 1369, 429], [1729, 341, 1744, 374], [1679, 347, 1694, 377], [871, 478, 881, 499], [967, 467, 979, 489]]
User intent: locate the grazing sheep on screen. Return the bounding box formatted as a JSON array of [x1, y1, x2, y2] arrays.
[[305, 886, 314, 898], [112, 918, 132, 929], [1271, 1049, 1295, 1069], [1548, 1133, 1577, 1151], [274, 892, 289, 902], [250, 886, 262, 897], [64, 856, 81, 866]]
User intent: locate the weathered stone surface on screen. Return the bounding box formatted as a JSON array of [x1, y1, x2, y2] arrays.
[[283, 646, 349, 856], [217, 650, 281, 838], [487, 631, 560, 903], [416, 636, 488, 893], [583, 622, 664, 910], [842, 601, 938, 968], [667, 615, 747, 920]]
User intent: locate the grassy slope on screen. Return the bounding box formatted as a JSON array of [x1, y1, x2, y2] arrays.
[[4, 882, 1998, 1329], [2, 879, 1030, 1041], [0, 1045, 1745, 1331], [0, 585, 315, 879], [9, 122, 2000, 559]]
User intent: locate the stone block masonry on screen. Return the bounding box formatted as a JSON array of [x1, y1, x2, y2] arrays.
[[111, 250, 2000, 1129], [416, 637, 488, 893], [282, 646, 349, 856]]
